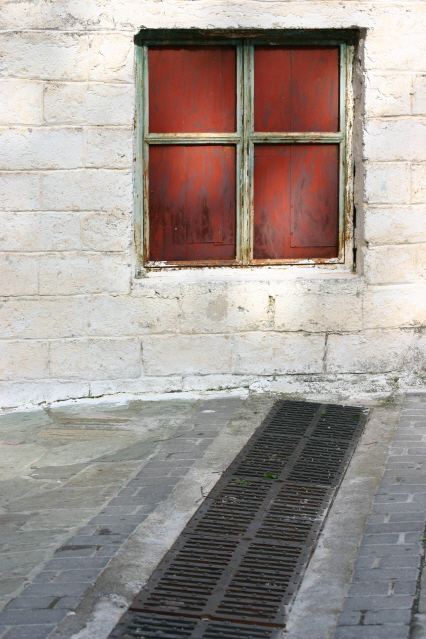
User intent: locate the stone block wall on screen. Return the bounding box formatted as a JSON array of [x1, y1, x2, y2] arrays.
[[1, 1, 426, 408]]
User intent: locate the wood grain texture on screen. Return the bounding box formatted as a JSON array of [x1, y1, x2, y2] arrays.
[[149, 46, 237, 133], [253, 144, 339, 259], [254, 46, 339, 133], [149, 145, 236, 262]]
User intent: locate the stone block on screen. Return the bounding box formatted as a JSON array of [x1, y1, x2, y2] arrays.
[[363, 245, 416, 284], [367, 36, 426, 71], [335, 626, 409, 639], [85, 127, 133, 168], [89, 376, 183, 397], [233, 332, 325, 375], [89, 33, 134, 82], [0, 380, 90, 409], [394, 581, 417, 595], [6, 596, 58, 609], [142, 335, 233, 375], [0, 609, 66, 625], [343, 594, 413, 610], [0, 127, 83, 171], [365, 162, 410, 204], [44, 557, 109, 572], [42, 169, 132, 211], [364, 118, 426, 161], [364, 608, 412, 625], [363, 285, 426, 329], [0, 79, 43, 125], [273, 277, 363, 332], [44, 83, 134, 125], [365, 73, 411, 117], [178, 281, 271, 334], [0, 32, 88, 80], [0, 173, 40, 211], [417, 244, 426, 280], [380, 555, 421, 568], [49, 338, 141, 379], [22, 583, 89, 597], [0, 0, 115, 30], [0, 254, 38, 296], [0, 297, 85, 339], [81, 212, 131, 251], [326, 330, 415, 374], [413, 75, 426, 114], [182, 374, 253, 392], [0, 212, 80, 251], [412, 164, 426, 203], [87, 294, 180, 336], [364, 206, 426, 245], [347, 582, 390, 596], [38, 253, 130, 295], [353, 568, 418, 582], [0, 340, 48, 381], [370, 7, 426, 38]]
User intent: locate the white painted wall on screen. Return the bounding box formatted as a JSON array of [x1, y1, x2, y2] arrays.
[[1, 1, 426, 408]]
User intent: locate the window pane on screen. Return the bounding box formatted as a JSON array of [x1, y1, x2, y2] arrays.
[[253, 144, 339, 259], [149, 46, 237, 133], [149, 145, 236, 262], [254, 46, 339, 133]]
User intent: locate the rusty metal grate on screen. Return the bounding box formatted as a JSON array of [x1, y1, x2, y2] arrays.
[[109, 400, 367, 639]]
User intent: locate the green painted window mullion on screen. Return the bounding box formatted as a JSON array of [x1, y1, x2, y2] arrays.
[[141, 44, 150, 264], [338, 42, 348, 262], [239, 41, 254, 265], [235, 42, 244, 264]]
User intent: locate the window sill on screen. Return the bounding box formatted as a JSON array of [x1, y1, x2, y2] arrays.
[[134, 263, 359, 284]]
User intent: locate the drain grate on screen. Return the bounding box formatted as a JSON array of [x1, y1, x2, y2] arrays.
[[109, 400, 367, 639]]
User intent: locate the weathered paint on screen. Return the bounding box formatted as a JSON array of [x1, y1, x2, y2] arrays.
[[254, 46, 339, 133], [149, 46, 236, 133], [149, 145, 236, 261], [253, 144, 338, 259]]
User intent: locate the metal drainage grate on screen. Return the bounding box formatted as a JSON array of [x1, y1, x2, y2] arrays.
[[109, 400, 367, 639]]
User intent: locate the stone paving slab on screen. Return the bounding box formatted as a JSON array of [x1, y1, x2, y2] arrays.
[[334, 392, 426, 639]]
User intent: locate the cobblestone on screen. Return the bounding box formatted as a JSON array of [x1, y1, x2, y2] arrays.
[[334, 393, 426, 639]]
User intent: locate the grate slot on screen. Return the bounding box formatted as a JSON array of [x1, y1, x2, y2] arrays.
[[112, 612, 197, 638], [109, 400, 367, 639], [232, 436, 300, 478], [203, 621, 276, 638], [287, 439, 350, 486]]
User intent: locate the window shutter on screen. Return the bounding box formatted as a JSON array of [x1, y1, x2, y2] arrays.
[[148, 46, 237, 262], [253, 46, 340, 260]]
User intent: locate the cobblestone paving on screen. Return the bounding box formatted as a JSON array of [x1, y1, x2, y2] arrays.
[[335, 392, 426, 639], [0, 396, 245, 639]]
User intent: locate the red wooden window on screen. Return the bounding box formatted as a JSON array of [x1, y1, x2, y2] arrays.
[[139, 38, 347, 266]]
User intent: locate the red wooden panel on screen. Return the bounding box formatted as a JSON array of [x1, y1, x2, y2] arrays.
[[254, 46, 339, 132], [149, 145, 236, 262], [253, 146, 290, 260], [291, 144, 339, 248], [253, 144, 339, 260], [149, 46, 236, 133]]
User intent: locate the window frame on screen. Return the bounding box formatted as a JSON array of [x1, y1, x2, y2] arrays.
[[134, 29, 356, 272]]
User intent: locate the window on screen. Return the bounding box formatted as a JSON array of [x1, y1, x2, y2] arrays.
[[134, 30, 355, 269]]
